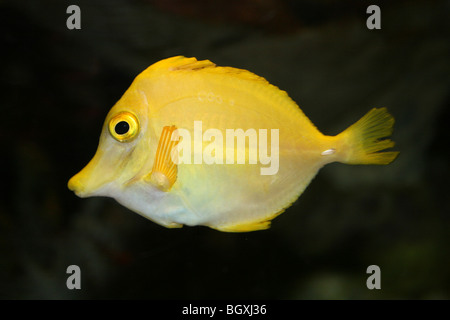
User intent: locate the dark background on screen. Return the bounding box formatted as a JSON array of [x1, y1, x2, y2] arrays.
[[1, 0, 449, 299]]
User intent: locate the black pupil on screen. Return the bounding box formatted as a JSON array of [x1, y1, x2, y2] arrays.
[[115, 121, 130, 135]]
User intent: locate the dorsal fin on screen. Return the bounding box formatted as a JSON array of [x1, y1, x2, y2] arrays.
[[168, 56, 216, 71], [160, 56, 267, 82], [145, 56, 216, 72]]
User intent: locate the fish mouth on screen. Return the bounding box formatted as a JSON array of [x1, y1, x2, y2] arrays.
[[68, 147, 111, 198], [68, 171, 115, 198], [68, 140, 138, 198], [68, 174, 91, 198], [68, 159, 119, 198]]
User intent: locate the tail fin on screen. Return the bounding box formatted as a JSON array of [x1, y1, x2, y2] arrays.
[[337, 108, 399, 165]]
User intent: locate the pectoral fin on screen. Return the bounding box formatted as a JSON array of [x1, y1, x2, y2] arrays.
[[146, 125, 179, 191]]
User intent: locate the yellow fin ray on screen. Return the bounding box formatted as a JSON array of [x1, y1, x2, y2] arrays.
[[147, 125, 179, 191]]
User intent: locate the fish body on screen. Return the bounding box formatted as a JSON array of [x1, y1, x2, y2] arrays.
[[68, 56, 398, 232]]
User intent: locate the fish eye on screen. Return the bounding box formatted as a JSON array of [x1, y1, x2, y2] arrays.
[[115, 121, 129, 135], [108, 112, 139, 142]]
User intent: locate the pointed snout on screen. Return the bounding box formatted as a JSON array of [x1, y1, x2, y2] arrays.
[[67, 148, 109, 198], [68, 132, 143, 198], [68, 172, 88, 197]]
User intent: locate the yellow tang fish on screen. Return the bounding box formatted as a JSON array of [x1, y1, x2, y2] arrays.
[[68, 56, 398, 232]]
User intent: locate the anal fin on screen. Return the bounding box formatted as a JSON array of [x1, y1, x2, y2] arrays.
[[213, 220, 272, 232], [211, 209, 285, 232]]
